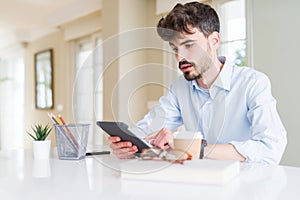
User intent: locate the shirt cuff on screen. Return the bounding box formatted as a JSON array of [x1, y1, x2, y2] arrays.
[[229, 141, 252, 163]]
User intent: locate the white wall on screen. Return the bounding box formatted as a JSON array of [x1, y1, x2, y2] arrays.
[[102, 0, 165, 128], [252, 0, 300, 166]]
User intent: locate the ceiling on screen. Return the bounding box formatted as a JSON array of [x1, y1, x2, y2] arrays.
[[0, 0, 102, 50]]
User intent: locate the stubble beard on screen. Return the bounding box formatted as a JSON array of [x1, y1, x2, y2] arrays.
[[181, 55, 212, 81], [183, 42, 214, 81], [183, 68, 202, 81], [179, 61, 204, 81], [183, 54, 213, 81], [183, 63, 210, 81]]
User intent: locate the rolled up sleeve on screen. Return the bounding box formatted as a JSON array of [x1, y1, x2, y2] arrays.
[[230, 72, 287, 165]]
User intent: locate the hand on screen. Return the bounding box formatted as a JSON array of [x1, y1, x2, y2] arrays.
[[145, 128, 173, 150], [108, 136, 138, 159]]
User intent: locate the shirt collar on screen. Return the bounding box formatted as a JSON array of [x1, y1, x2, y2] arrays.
[[212, 56, 232, 92]]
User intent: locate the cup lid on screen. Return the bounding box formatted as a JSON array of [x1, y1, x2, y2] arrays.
[[173, 131, 203, 139]]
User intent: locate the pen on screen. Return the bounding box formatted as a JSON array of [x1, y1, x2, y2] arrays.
[[85, 151, 110, 156], [48, 113, 57, 124], [57, 113, 79, 148]]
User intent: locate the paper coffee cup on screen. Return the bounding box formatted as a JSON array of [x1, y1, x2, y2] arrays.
[[173, 131, 203, 159]]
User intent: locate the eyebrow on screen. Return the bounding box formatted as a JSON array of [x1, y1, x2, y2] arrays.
[[169, 39, 196, 47]]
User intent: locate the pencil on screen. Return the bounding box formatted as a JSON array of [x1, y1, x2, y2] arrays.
[[58, 114, 67, 124], [57, 114, 79, 149], [51, 113, 62, 124], [48, 113, 79, 152]]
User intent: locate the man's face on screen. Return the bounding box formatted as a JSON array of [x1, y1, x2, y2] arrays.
[[169, 28, 214, 81]]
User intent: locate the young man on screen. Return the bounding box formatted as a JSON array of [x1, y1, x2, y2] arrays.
[[108, 2, 287, 164]]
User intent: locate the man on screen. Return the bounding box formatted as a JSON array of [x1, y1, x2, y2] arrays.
[[108, 2, 287, 164]]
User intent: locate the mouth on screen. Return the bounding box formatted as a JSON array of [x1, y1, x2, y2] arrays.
[[180, 63, 194, 72]]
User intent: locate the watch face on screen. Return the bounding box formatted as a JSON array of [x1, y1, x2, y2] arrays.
[[200, 140, 207, 159], [202, 139, 207, 146]]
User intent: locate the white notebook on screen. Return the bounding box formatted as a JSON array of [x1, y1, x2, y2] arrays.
[[120, 159, 240, 185]]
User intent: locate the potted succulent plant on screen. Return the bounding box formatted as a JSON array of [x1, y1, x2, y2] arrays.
[[27, 124, 52, 159]]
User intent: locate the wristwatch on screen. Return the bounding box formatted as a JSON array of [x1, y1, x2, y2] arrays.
[[200, 139, 207, 159]]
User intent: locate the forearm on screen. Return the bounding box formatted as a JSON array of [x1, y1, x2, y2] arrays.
[[204, 143, 246, 162]]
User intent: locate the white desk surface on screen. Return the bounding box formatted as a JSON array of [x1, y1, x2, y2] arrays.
[[0, 148, 300, 200]]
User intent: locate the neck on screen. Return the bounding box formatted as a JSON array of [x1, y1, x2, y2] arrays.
[[196, 57, 223, 89]]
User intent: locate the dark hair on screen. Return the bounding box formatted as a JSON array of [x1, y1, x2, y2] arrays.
[[157, 2, 220, 41]]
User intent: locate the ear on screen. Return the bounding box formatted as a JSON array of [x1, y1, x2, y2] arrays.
[[208, 31, 220, 50]]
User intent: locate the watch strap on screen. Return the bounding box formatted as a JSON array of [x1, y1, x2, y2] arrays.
[[200, 139, 207, 159]]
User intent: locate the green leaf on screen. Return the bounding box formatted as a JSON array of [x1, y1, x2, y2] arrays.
[[26, 131, 37, 140], [36, 131, 41, 140], [27, 123, 52, 141]]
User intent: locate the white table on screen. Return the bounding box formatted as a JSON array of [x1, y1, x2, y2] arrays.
[[0, 148, 300, 200]]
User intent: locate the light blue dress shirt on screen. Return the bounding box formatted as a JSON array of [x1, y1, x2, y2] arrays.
[[132, 57, 287, 165]]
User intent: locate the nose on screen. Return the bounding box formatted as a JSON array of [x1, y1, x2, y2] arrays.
[[176, 51, 186, 62], [175, 47, 189, 62]]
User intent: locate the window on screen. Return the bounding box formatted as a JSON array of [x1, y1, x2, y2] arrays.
[[216, 0, 247, 66], [73, 34, 103, 145], [0, 56, 24, 149]]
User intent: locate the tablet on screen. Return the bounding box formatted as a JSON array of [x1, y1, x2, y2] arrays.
[[96, 121, 152, 153]]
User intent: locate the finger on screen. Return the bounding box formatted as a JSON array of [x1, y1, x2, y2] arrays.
[[163, 144, 170, 150], [132, 145, 138, 152], [151, 129, 163, 145], [155, 141, 168, 149], [145, 132, 158, 141], [153, 138, 168, 149], [148, 139, 155, 145], [118, 153, 136, 159], [112, 147, 133, 154], [117, 145, 138, 154], [153, 128, 170, 148], [113, 146, 138, 159], [156, 136, 172, 149], [110, 141, 132, 150], [116, 146, 138, 158], [108, 136, 121, 143]]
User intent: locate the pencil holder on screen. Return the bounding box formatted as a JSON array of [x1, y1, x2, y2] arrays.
[[54, 123, 90, 160]]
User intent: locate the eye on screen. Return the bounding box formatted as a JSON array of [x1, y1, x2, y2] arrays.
[[185, 43, 194, 48], [171, 47, 178, 53]]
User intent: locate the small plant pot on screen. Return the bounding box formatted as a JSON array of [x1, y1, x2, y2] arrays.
[[33, 140, 51, 159]]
